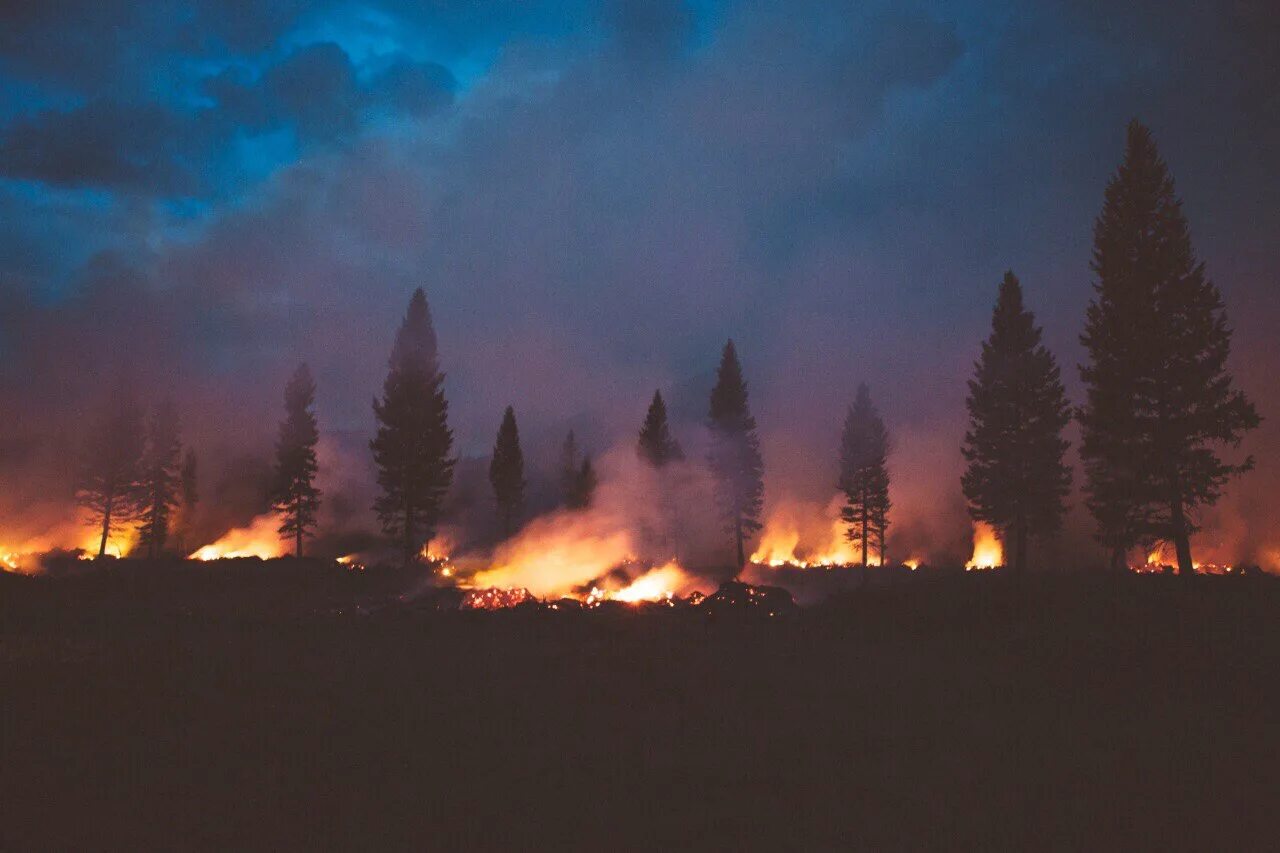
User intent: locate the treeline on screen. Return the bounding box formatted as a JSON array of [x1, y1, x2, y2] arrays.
[[74, 121, 1257, 573], [960, 121, 1258, 574]]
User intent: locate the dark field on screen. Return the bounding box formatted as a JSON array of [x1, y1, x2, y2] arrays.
[[4, 565, 1279, 850]]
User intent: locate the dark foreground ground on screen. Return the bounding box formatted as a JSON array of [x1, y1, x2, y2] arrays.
[[4, 564, 1280, 850]]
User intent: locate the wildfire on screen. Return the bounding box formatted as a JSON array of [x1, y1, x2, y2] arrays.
[[190, 514, 287, 561], [611, 561, 687, 603], [749, 497, 882, 568], [421, 533, 454, 563], [965, 522, 1003, 571], [1131, 544, 1234, 575]]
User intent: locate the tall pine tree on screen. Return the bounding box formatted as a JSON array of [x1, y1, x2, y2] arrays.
[[371, 289, 455, 566], [1079, 121, 1259, 574], [838, 383, 891, 567], [271, 364, 321, 557], [706, 340, 764, 568], [77, 389, 145, 558], [637, 390, 683, 467], [489, 406, 525, 537], [136, 397, 183, 558], [961, 272, 1072, 574]]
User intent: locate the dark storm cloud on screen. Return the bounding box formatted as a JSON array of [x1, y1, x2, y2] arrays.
[[0, 0, 1277, 565], [0, 41, 455, 195]]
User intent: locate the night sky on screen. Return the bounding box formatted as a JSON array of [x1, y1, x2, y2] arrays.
[[1, 0, 1277, 563]]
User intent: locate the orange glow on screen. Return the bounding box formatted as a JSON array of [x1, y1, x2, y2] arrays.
[[750, 496, 882, 568], [1132, 543, 1235, 575], [468, 511, 636, 597], [965, 522, 1003, 571], [612, 561, 690, 603], [421, 532, 454, 563], [190, 514, 286, 561]]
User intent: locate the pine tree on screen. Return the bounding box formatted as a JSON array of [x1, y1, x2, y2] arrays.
[[136, 397, 183, 558], [371, 289, 456, 566], [706, 339, 764, 568], [566, 455, 598, 510], [559, 430, 580, 506], [177, 447, 198, 554], [77, 390, 145, 558], [271, 364, 321, 557], [838, 383, 891, 567], [1079, 121, 1260, 574], [961, 271, 1072, 574], [637, 390, 683, 467], [489, 406, 525, 537]]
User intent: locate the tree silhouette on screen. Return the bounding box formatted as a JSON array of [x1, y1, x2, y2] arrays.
[[566, 455, 598, 510], [77, 390, 145, 558], [1079, 121, 1260, 574], [962, 272, 1072, 574], [271, 364, 321, 557], [706, 339, 764, 568], [559, 430, 580, 507], [136, 397, 183, 558], [177, 447, 198, 555], [371, 289, 455, 566], [489, 406, 525, 537], [838, 383, 891, 567], [637, 390, 683, 467]]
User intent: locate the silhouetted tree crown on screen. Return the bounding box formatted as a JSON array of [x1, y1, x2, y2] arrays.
[[706, 339, 764, 567], [637, 390, 684, 467], [271, 363, 321, 558], [137, 397, 183, 559], [1079, 121, 1259, 574], [838, 383, 891, 567], [489, 406, 526, 537], [961, 271, 1072, 574], [77, 388, 146, 558], [371, 288, 455, 566]]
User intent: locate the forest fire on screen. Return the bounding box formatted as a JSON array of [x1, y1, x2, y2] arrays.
[[1131, 545, 1235, 575], [749, 498, 878, 569], [190, 514, 287, 561], [965, 522, 1003, 571]]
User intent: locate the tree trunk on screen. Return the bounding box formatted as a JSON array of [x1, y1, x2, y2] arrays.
[[98, 498, 112, 558], [1013, 516, 1028, 575], [860, 500, 868, 568], [1170, 483, 1194, 578], [1109, 545, 1127, 572], [403, 497, 414, 569], [296, 498, 303, 559], [734, 518, 744, 570]]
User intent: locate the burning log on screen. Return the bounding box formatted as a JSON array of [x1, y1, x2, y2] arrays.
[[702, 580, 796, 618]]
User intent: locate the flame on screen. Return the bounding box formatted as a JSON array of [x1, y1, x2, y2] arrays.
[[903, 558, 921, 571], [1131, 543, 1235, 575], [612, 561, 689, 603], [468, 510, 637, 597], [189, 514, 286, 561], [965, 522, 1003, 571], [749, 497, 883, 568], [421, 532, 454, 563]]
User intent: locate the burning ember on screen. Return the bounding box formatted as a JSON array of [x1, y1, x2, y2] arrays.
[[190, 514, 287, 561], [965, 522, 1003, 571], [461, 587, 536, 610]]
